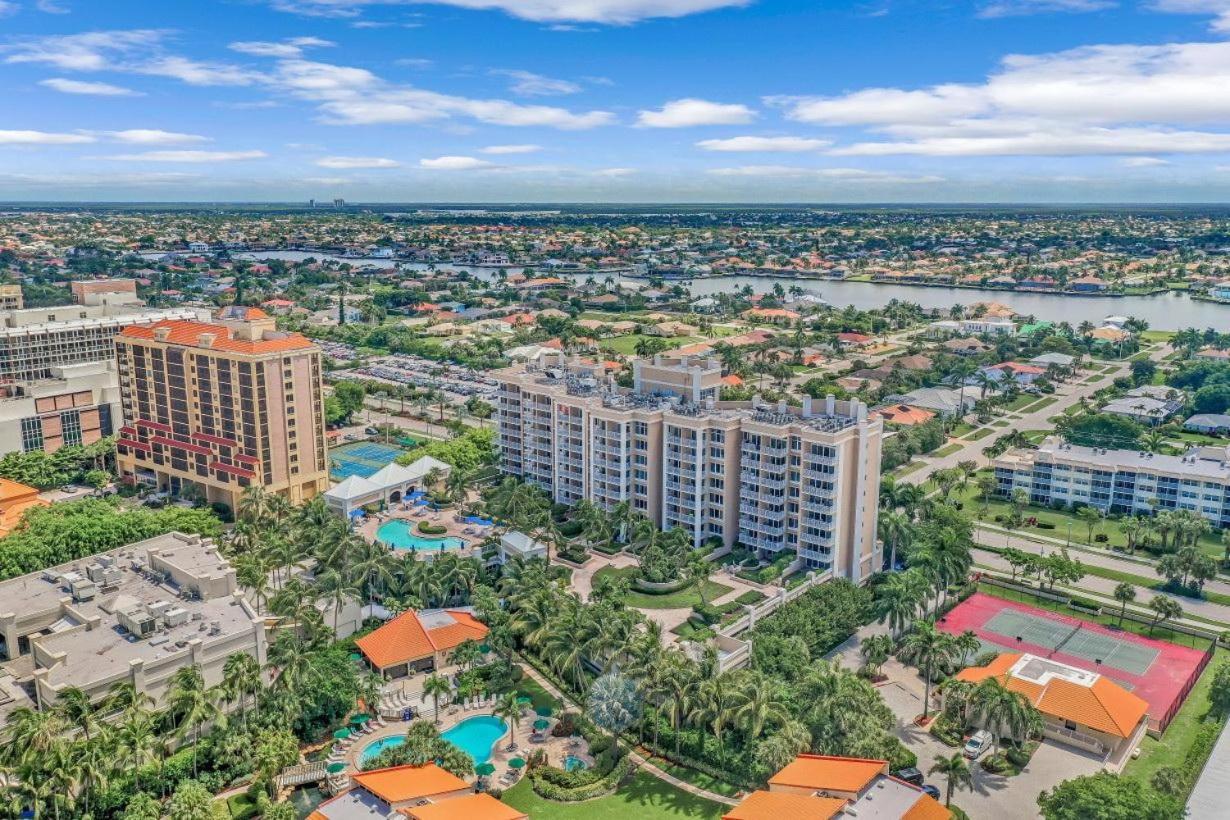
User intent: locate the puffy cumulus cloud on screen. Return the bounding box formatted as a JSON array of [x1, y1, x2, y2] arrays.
[[978, 0, 1114, 18], [696, 135, 830, 152], [481, 144, 542, 153], [40, 78, 142, 96], [100, 149, 268, 162], [637, 98, 756, 128], [140, 56, 263, 86], [1153, 1, 1230, 33], [493, 69, 580, 96], [0, 129, 94, 145], [272, 59, 615, 129], [419, 155, 493, 169], [707, 165, 943, 183], [315, 155, 400, 168], [105, 129, 209, 144], [229, 37, 334, 57], [268, 0, 751, 24], [779, 39, 1230, 157]]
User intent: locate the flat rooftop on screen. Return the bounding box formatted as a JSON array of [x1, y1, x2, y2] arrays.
[[1003, 437, 1230, 481]]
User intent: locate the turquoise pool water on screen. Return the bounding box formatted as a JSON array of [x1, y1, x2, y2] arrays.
[[376, 520, 465, 551], [564, 755, 587, 772], [358, 715, 508, 767]]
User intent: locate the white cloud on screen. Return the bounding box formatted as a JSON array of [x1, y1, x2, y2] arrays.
[[229, 37, 334, 57], [105, 129, 209, 144], [0, 129, 94, 145], [1, 29, 166, 71], [315, 155, 400, 168], [592, 167, 635, 176], [978, 0, 1114, 18], [1120, 156, 1172, 166], [492, 69, 580, 96], [637, 98, 755, 128], [140, 56, 263, 86], [1152, 1, 1230, 33], [101, 149, 267, 162], [696, 135, 831, 152], [707, 165, 943, 183], [481, 144, 542, 154], [419, 155, 492, 169], [0, 1, 18, 16], [781, 39, 1230, 157], [40, 77, 142, 96], [269, 0, 751, 25], [36, 0, 71, 13]]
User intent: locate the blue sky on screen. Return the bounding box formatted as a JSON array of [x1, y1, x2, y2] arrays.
[[3, 0, 1230, 201]]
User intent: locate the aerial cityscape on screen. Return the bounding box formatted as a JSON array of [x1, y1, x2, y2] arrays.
[[4, 2, 1230, 820]]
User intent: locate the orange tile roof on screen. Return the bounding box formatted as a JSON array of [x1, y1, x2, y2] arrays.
[[355, 609, 488, 670], [955, 653, 1147, 738], [902, 793, 953, 820], [0, 478, 48, 538], [351, 764, 468, 804], [768, 755, 886, 793], [120, 320, 315, 355], [402, 793, 527, 820], [874, 405, 937, 426], [723, 790, 845, 820]]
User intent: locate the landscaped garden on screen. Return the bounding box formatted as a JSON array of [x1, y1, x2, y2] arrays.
[[502, 770, 725, 820]]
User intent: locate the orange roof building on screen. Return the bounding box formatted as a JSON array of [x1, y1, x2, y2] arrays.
[[953, 652, 1148, 770], [309, 763, 523, 820], [356, 608, 488, 677], [727, 754, 949, 820], [873, 405, 937, 426], [0, 478, 48, 538]]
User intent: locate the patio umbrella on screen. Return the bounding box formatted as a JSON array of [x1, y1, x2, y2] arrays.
[[333, 728, 351, 740], [478, 643, 492, 654], [348, 652, 363, 662], [474, 763, 496, 776], [326, 762, 347, 774], [508, 758, 526, 769], [535, 706, 553, 717], [533, 718, 550, 731], [350, 713, 371, 725]]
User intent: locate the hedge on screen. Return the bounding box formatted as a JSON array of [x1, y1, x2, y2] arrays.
[[417, 521, 447, 535], [528, 756, 636, 801]]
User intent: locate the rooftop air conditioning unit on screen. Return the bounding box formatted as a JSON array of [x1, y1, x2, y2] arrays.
[[164, 607, 190, 627]]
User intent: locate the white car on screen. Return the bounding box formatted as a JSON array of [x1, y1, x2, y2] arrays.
[[963, 729, 993, 759]]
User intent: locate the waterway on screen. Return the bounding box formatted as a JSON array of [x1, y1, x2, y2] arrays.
[[225, 250, 1230, 330]]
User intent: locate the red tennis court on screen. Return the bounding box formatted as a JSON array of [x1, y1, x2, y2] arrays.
[[939, 591, 1212, 732]]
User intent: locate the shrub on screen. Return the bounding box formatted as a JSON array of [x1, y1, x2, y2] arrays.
[[1094, 533, 1109, 543], [528, 756, 636, 802], [559, 520, 584, 537], [417, 521, 447, 535], [552, 711, 580, 738], [1036, 521, 1056, 530]]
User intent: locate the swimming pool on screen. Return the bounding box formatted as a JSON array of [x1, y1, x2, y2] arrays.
[[564, 755, 588, 772], [359, 715, 508, 767], [376, 520, 466, 552]]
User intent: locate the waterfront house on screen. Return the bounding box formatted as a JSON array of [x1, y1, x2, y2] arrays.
[[1185, 414, 1230, 435], [1070, 276, 1110, 292], [1195, 346, 1230, 362]]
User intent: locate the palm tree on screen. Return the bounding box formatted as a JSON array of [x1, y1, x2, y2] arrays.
[[929, 753, 973, 808], [493, 692, 523, 748], [897, 621, 957, 720], [878, 509, 910, 571], [973, 679, 1036, 758], [1113, 582, 1137, 627], [732, 671, 789, 740], [874, 568, 928, 637], [54, 686, 98, 741], [954, 629, 981, 668], [221, 651, 264, 726], [688, 672, 736, 764], [316, 567, 361, 636], [167, 665, 218, 778], [116, 702, 161, 793], [421, 674, 452, 725], [859, 634, 895, 678]]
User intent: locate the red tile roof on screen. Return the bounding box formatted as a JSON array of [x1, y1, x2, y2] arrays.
[[356, 610, 488, 670], [121, 320, 315, 355]]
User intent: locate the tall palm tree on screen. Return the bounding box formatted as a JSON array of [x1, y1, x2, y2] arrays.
[[167, 665, 218, 778], [688, 672, 737, 764], [421, 674, 452, 725], [732, 671, 789, 740], [878, 509, 910, 571], [929, 753, 973, 808], [221, 651, 264, 726], [897, 621, 957, 720], [316, 567, 361, 636], [973, 679, 1036, 757], [493, 691, 523, 748], [874, 568, 928, 637], [54, 686, 98, 742], [116, 702, 161, 794]]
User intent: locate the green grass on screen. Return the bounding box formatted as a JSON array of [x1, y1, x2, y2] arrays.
[[593, 566, 733, 610], [1002, 394, 1037, 411], [932, 442, 964, 458], [1021, 396, 1058, 413], [221, 794, 259, 820], [1124, 648, 1227, 788], [645, 756, 743, 798], [965, 426, 995, 440], [949, 421, 975, 437], [515, 677, 563, 713], [602, 334, 706, 355], [1141, 330, 1177, 343], [502, 770, 726, 820]]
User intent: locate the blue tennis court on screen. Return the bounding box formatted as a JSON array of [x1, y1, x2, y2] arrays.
[[329, 441, 408, 480]]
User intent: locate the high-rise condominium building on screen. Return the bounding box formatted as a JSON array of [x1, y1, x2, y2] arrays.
[[495, 353, 883, 580], [114, 307, 329, 510]]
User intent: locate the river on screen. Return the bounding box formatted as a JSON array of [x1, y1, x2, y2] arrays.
[[226, 250, 1230, 331]]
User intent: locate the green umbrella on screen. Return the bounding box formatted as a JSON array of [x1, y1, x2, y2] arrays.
[[479, 643, 492, 654], [333, 728, 351, 740], [535, 706, 553, 717], [474, 763, 496, 776], [508, 758, 526, 769], [326, 762, 347, 774], [349, 652, 363, 662], [350, 713, 371, 725], [533, 718, 550, 731]]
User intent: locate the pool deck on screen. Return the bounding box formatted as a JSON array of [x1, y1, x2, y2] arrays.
[[355, 505, 489, 557], [340, 699, 590, 788]]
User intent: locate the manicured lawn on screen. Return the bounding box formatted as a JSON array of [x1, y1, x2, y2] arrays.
[[603, 334, 705, 355], [221, 794, 258, 820], [515, 677, 563, 713], [1141, 330, 1177, 343], [1021, 396, 1057, 413], [593, 566, 733, 610], [1124, 648, 1227, 789], [965, 426, 994, 440], [932, 442, 964, 458], [502, 770, 726, 819], [1002, 394, 1036, 411], [645, 756, 743, 798]]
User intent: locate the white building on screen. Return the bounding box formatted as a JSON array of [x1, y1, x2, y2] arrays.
[[323, 456, 452, 517], [497, 531, 548, 563]]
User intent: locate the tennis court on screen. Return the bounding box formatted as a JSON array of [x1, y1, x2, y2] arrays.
[[329, 441, 408, 480], [941, 591, 1209, 732]]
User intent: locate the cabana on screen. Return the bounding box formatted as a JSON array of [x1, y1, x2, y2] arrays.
[[323, 455, 451, 517]]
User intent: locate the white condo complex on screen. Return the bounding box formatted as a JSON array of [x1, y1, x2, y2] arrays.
[[495, 353, 883, 581]]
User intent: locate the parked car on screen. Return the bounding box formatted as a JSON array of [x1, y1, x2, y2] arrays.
[[921, 784, 942, 801], [893, 767, 924, 786], [963, 729, 993, 759]]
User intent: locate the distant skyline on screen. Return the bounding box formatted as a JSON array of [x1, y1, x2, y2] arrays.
[[4, 0, 1230, 202]]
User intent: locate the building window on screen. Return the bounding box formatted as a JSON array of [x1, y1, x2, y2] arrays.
[[20, 417, 43, 452], [61, 410, 83, 447]]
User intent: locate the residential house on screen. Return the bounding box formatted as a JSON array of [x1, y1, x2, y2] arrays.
[[979, 362, 1045, 385], [943, 337, 992, 356], [1070, 276, 1110, 292], [1185, 414, 1230, 435], [890, 386, 976, 418], [872, 404, 936, 426]]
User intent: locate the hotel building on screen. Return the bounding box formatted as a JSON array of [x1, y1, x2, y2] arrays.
[[115, 307, 329, 511], [495, 353, 883, 580], [994, 436, 1230, 527]]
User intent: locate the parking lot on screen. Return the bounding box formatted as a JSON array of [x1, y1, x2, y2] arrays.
[[330, 354, 498, 400]]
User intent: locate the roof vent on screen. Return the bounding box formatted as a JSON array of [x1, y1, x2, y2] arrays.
[[198, 333, 216, 349], [153, 327, 171, 342]]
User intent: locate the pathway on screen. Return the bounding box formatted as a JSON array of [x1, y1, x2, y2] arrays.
[[515, 658, 739, 806]]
